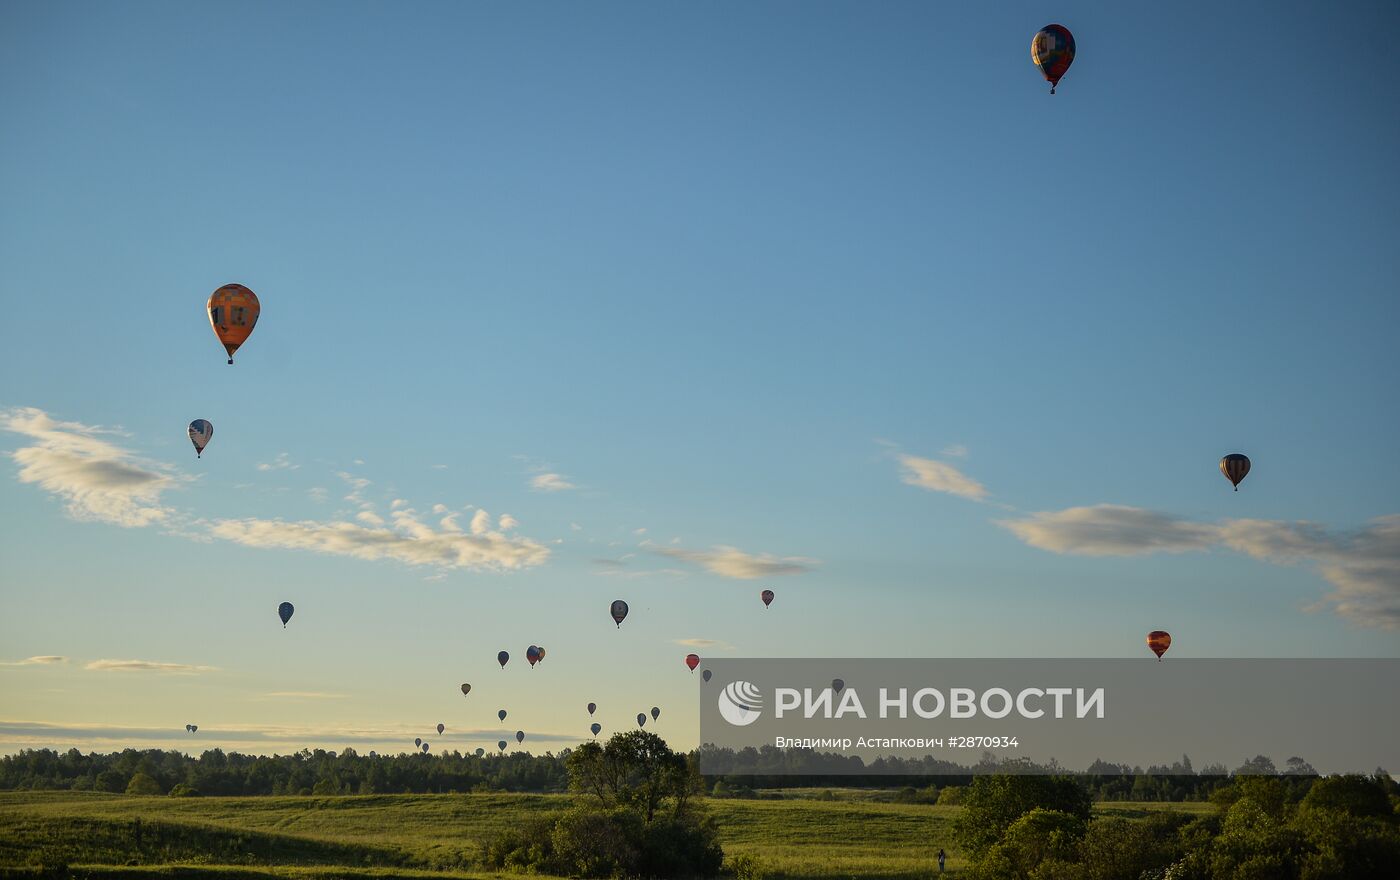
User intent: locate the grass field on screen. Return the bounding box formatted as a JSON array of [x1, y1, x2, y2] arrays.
[[0, 791, 1212, 879]]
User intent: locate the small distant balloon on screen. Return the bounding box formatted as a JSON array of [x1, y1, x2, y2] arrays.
[[515, 730, 525, 744], [422, 743, 430, 753], [1220, 454, 1251, 491], [636, 713, 646, 728], [497, 651, 509, 669], [587, 702, 597, 716], [702, 669, 712, 682], [526, 645, 540, 667], [278, 602, 294, 628], [460, 683, 472, 696], [1031, 24, 1075, 94], [536, 646, 546, 662], [188, 420, 213, 458], [590, 722, 601, 737], [685, 653, 700, 672], [207, 283, 260, 364], [651, 706, 660, 722], [610, 599, 629, 627], [498, 709, 507, 722], [498, 740, 507, 752], [437, 723, 445, 735], [761, 589, 774, 608], [832, 678, 845, 693], [1147, 630, 1172, 661], [415, 737, 422, 747], [190, 724, 197, 733]]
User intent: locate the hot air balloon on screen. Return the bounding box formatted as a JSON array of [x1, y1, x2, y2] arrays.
[[475, 747, 484, 757], [498, 740, 507, 752], [190, 724, 197, 733], [188, 420, 213, 458], [1147, 631, 1172, 661], [526, 645, 540, 667], [536, 646, 546, 662], [422, 743, 430, 753], [497, 651, 509, 669], [515, 730, 525, 744], [437, 723, 445, 735], [498, 709, 507, 722], [1031, 24, 1075, 94], [832, 678, 845, 693], [636, 713, 646, 728], [590, 722, 601, 737], [702, 669, 712, 682], [461, 683, 472, 696], [651, 707, 660, 722], [278, 602, 294, 628], [207, 283, 260, 364], [1220, 454, 1251, 491], [761, 589, 774, 608], [685, 653, 700, 672], [415, 737, 422, 747], [610, 599, 629, 628], [587, 702, 596, 716]]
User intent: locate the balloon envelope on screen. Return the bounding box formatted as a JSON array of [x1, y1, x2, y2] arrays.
[[587, 702, 596, 715], [1147, 630, 1172, 661], [832, 678, 845, 693], [526, 645, 540, 667], [1031, 24, 1075, 93], [207, 284, 260, 364], [498, 709, 507, 721], [475, 748, 484, 757], [651, 706, 660, 721], [422, 743, 429, 753], [415, 738, 422, 747], [536, 646, 546, 661], [461, 683, 472, 696], [1220, 454, 1251, 490], [515, 730, 524, 744], [685, 653, 700, 672], [590, 722, 601, 736], [498, 740, 507, 752], [610, 599, 629, 627], [497, 651, 509, 668], [278, 602, 294, 627], [437, 723, 445, 735], [188, 419, 213, 457], [761, 589, 774, 607], [636, 713, 646, 728], [702, 669, 712, 682]]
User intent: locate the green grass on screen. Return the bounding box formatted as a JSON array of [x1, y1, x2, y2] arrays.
[[0, 791, 1205, 878]]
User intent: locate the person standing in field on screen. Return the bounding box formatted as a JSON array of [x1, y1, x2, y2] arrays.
[[936, 848, 946, 872]]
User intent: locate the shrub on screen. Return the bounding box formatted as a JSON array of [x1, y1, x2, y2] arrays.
[[167, 783, 201, 797], [124, 772, 163, 795]]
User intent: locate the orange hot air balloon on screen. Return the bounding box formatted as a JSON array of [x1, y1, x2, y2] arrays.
[[685, 653, 700, 672], [1146, 631, 1172, 661], [207, 284, 260, 364]]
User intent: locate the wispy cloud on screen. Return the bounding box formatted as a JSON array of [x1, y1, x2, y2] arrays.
[[2, 656, 68, 667], [531, 472, 576, 492], [208, 506, 550, 572], [941, 444, 969, 459], [999, 506, 1400, 630], [260, 691, 347, 700], [897, 453, 988, 501], [255, 453, 298, 472], [658, 545, 817, 579], [675, 638, 735, 651], [2, 407, 179, 527], [85, 659, 217, 674]]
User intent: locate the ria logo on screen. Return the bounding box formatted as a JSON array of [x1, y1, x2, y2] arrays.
[[718, 680, 763, 726]]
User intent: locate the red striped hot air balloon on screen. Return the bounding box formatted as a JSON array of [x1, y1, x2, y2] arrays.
[[1220, 454, 1251, 491], [1147, 631, 1172, 661]]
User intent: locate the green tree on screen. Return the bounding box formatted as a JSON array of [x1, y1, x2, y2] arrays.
[[125, 771, 163, 795], [952, 775, 1092, 859]]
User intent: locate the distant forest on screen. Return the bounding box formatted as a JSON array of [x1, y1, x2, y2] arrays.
[[2, 745, 1371, 802]]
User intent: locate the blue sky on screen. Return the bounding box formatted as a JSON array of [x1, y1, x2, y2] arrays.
[[2, 1, 1397, 755]]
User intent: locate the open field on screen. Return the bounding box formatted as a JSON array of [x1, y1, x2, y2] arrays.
[[0, 791, 1211, 879]]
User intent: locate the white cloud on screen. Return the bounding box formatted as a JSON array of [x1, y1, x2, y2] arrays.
[[85, 659, 217, 674], [337, 471, 371, 505], [897, 454, 988, 501], [675, 638, 735, 651], [499, 514, 519, 531], [2, 656, 68, 667], [2, 407, 179, 527], [208, 508, 550, 572], [633, 527, 648, 535], [998, 505, 1219, 556], [469, 509, 492, 535], [356, 511, 385, 527], [256, 453, 298, 472], [658, 545, 817, 579], [308, 487, 329, 503], [1000, 506, 1400, 631], [941, 444, 969, 459], [432, 503, 449, 515], [531, 472, 576, 492]]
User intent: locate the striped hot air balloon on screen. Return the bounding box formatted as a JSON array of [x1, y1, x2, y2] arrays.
[[1032, 24, 1076, 94], [1147, 631, 1172, 661], [1220, 454, 1251, 491]]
